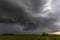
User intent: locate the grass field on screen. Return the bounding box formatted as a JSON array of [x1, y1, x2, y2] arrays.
[[0, 34, 60, 40]]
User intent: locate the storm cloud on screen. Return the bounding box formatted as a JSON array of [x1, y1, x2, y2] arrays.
[[0, 0, 59, 34]]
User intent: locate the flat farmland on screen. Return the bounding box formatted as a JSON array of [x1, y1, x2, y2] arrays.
[[0, 34, 60, 40]]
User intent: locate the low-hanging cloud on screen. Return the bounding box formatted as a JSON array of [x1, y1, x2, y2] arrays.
[[0, 0, 59, 34]]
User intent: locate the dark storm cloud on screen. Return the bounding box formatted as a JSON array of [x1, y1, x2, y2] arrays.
[[23, 16, 56, 31], [0, 0, 58, 34], [0, 23, 24, 34], [31, 0, 47, 13], [31, 0, 40, 13], [0, 23, 53, 34]]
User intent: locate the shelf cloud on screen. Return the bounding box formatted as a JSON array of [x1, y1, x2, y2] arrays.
[[0, 0, 59, 34]]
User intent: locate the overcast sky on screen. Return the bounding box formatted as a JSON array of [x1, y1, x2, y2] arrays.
[[0, 0, 60, 34]]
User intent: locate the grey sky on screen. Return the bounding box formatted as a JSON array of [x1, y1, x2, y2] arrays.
[[0, 0, 60, 34]]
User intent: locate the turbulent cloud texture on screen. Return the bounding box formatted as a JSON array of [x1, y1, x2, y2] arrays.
[[0, 0, 59, 34]]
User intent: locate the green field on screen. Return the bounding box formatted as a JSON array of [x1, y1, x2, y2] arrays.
[[0, 34, 60, 40]]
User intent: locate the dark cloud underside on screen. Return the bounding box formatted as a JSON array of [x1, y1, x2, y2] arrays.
[[0, 0, 58, 34]]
